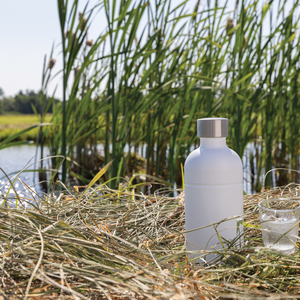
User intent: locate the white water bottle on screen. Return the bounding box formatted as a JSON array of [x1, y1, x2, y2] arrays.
[[184, 118, 243, 262]]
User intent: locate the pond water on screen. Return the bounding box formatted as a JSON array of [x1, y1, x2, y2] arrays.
[[0, 144, 255, 202], [0, 145, 47, 205]]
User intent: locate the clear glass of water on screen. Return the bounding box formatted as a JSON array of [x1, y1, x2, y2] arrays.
[[258, 199, 300, 254]]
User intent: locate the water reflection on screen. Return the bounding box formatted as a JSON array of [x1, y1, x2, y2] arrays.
[[0, 145, 46, 204], [0, 143, 259, 200]]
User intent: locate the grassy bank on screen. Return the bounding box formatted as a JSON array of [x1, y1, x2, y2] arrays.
[[0, 114, 53, 142], [1, 179, 300, 299]]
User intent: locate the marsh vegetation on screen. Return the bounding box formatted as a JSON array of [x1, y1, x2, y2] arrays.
[[2, 0, 300, 193]]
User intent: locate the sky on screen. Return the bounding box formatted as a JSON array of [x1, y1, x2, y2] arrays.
[[0, 1, 61, 97], [1, 0, 200, 98], [3, 0, 285, 100], [0, 0, 101, 98], [0, 0, 233, 99]]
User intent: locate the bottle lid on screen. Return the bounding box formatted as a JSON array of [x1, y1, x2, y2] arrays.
[[197, 118, 228, 137]]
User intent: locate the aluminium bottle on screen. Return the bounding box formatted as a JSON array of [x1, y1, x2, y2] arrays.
[[184, 117, 243, 262]]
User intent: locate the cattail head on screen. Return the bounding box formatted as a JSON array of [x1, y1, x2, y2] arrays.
[[242, 36, 247, 52], [48, 58, 56, 69], [79, 12, 87, 31], [226, 18, 235, 37], [65, 30, 75, 46], [65, 29, 71, 39], [86, 39, 93, 47], [74, 67, 80, 78]]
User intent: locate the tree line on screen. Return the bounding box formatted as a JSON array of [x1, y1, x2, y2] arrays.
[[0, 88, 59, 115]]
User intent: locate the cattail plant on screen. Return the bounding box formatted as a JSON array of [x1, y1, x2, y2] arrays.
[[32, 0, 300, 193]]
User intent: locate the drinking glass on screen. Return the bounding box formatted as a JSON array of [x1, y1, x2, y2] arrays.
[[258, 199, 300, 254]]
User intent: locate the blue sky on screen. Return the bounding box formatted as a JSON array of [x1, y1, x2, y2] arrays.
[[0, 0, 99, 98], [0, 0, 60, 97], [0, 0, 244, 99]]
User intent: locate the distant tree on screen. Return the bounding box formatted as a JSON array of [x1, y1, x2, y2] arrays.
[[0, 87, 4, 98], [3, 90, 60, 114], [15, 90, 40, 114], [0, 97, 16, 114]]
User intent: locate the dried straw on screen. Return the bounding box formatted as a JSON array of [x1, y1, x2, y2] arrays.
[[1, 182, 300, 299]]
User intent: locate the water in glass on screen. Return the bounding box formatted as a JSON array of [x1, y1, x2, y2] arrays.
[[261, 212, 298, 254]]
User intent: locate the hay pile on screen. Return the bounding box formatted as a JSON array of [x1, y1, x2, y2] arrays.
[[1, 182, 300, 299]]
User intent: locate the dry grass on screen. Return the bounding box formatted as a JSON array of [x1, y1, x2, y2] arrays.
[[1, 180, 300, 299]]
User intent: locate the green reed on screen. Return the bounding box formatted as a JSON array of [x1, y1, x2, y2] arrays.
[[29, 0, 300, 192]]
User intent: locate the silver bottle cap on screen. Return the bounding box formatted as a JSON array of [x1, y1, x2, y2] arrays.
[[197, 118, 228, 137]]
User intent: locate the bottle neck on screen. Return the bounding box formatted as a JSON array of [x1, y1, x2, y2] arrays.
[[199, 137, 227, 148]]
